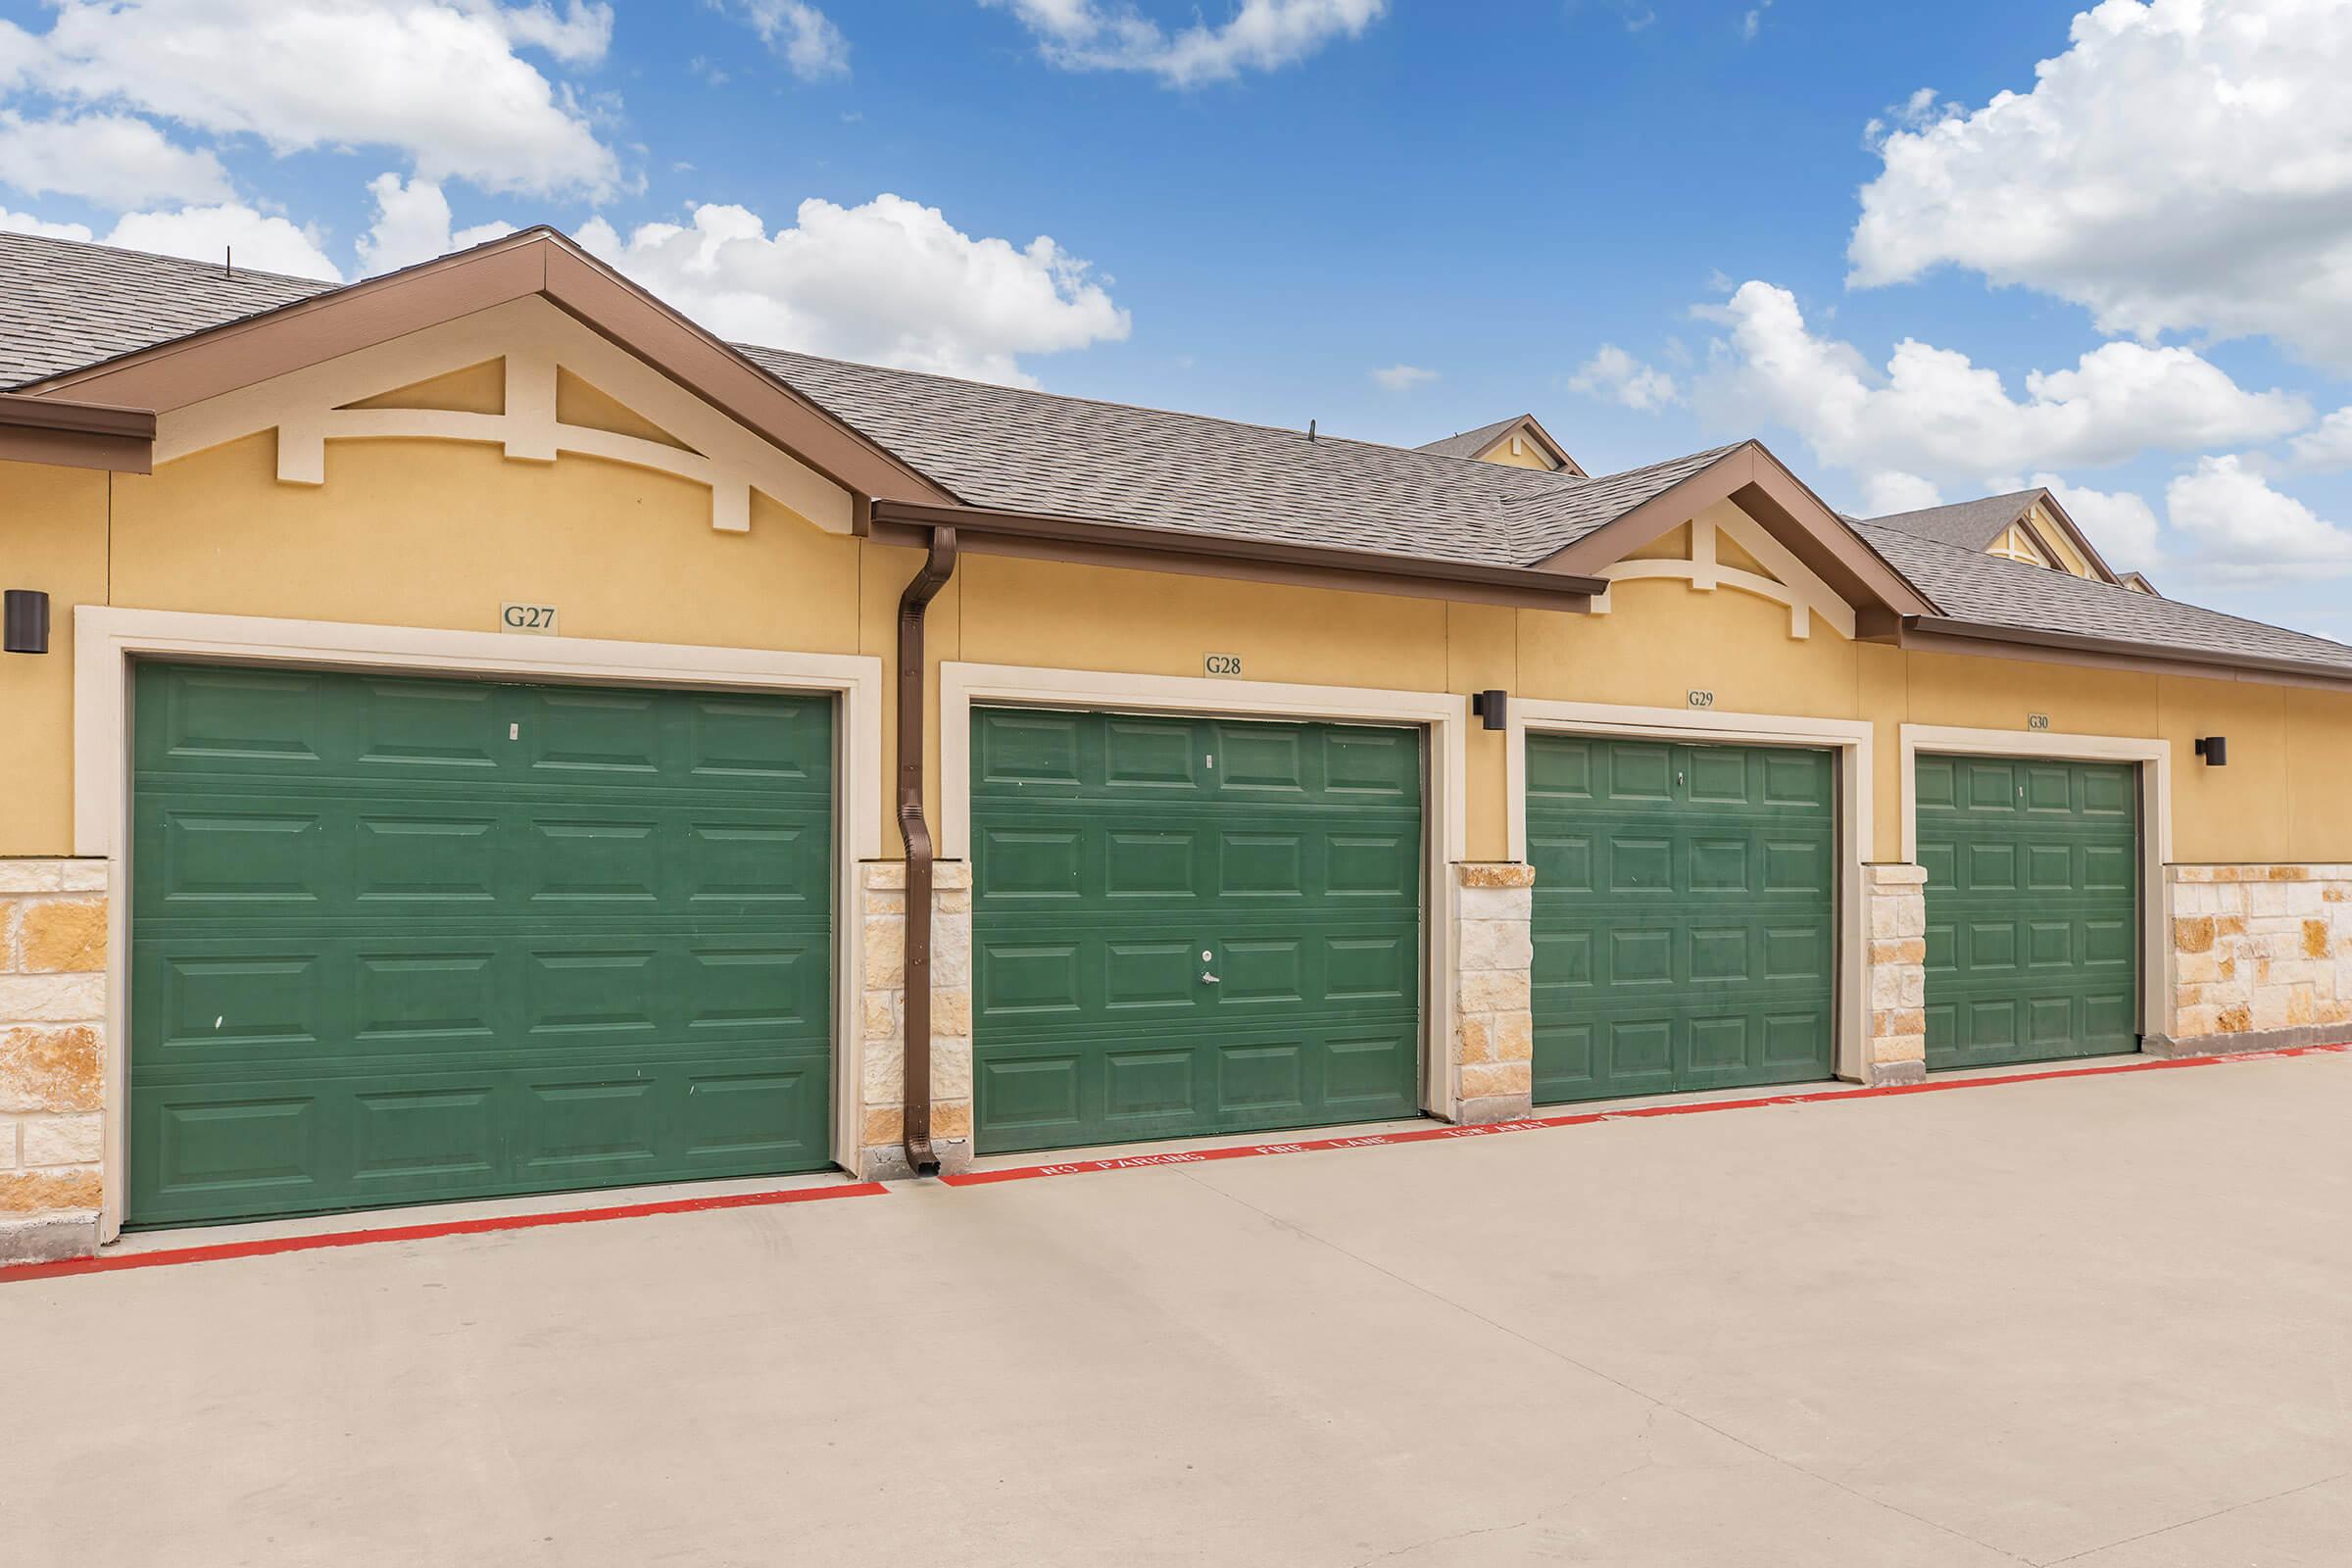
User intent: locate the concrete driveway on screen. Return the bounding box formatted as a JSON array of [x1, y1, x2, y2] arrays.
[[8, 1050, 2350, 1567]]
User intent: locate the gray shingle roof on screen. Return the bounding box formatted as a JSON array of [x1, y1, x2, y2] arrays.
[[1855, 522, 2352, 674], [6, 228, 2351, 681], [743, 345, 1718, 569], [1865, 489, 2043, 552], [1416, 416, 1525, 460], [0, 228, 335, 387]]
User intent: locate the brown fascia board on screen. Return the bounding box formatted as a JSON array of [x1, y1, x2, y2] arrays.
[[0, 393, 154, 472], [2019, 489, 2125, 586], [22, 227, 956, 507], [867, 499, 1607, 611], [1533, 442, 1937, 625], [1902, 614, 2352, 691]]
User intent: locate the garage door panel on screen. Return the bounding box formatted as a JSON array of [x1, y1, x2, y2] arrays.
[[1918, 754, 2138, 1070], [130, 665, 833, 1228], [1328, 832, 1418, 897], [1325, 728, 1419, 796], [972, 709, 1422, 1152], [1104, 940, 1198, 1009], [1534, 926, 1594, 990], [1762, 923, 1830, 981], [1530, 737, 1838, 1103]]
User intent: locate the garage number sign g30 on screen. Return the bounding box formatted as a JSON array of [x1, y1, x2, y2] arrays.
[[501, 603, 559, 635]]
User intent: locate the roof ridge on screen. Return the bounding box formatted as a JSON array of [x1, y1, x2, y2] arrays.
[[1850, 518, 2352, 655], [738, 342, 1589, 480]]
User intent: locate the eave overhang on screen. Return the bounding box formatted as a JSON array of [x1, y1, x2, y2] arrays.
[[1900, 614, 2352, 690], [0, 392, 154, 473], [867, 498, 1608, 612]]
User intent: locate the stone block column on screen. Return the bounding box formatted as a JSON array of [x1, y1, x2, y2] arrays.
[[855, 860, 975, 1179], [1865, 862, 1929, 1086], [1450, 862, 1536, 1125], [2152, 863, 2352, 1055], [0, 859, 110, 1262]]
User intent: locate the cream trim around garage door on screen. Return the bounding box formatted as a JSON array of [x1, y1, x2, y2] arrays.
[[937, 662, 1470, 1120], [1897, 723, 2173, 1045], [74, 606, 885, 1240], [1504, 698, 1877, 1083]]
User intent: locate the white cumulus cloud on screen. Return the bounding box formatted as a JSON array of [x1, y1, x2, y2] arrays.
[[0, 0, 618, 200], [2030, 471, 2164, 568], [2288, 406, 2352, 472], [0, 206, 93, 241], [577, 195, 1131, 384], [2165, 455, 2352, 578], [981, 0, 1385, 87], [722, 1, 851, 79], [1368, 364, 1436, 392], [356, 172, 515, 275], [1860, 471, 1941, 515], [1568, 344, 1679, 412], [1694, 280, 2311, 504], [0, 111, 230, 208], [1850, 0, 2352, 368], [104, 202, 342, 280]]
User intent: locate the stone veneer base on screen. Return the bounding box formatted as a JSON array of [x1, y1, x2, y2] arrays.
[[2142, 1024, 2352, 1059]]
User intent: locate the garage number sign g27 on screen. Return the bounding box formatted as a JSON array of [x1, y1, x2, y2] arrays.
[[501, 603, 559, 635]]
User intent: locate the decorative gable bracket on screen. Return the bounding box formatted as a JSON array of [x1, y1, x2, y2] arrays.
[[154, 297, 854, 535], [1588, 503, 1857, 640]]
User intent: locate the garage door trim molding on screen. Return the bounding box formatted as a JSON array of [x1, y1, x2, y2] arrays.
[[74, 606, 884, 1241], [937, 662, 1467, 1118], [1503, 699, 1875, 1082], [1898, 723, 2171, 1044]]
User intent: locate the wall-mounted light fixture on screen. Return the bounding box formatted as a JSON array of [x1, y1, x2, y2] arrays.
[[1470, 689, 1508, 731], [2195, 736, 2229, 767], [2, 590, 48, 655]]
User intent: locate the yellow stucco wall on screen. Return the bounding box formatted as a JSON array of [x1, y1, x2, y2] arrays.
[[0, 461, 109, 856], [9, 416, 2352, 872], [1473, 431, 1556, 471]]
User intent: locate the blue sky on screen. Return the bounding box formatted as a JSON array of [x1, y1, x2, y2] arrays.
[[4, 0, 2350, 637]]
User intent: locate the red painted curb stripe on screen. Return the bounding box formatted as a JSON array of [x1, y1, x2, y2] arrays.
[[941, 1043, 2352, 1188], [0, 1180, 887, 1287]]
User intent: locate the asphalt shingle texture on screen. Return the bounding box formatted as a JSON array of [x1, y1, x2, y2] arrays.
[[1864, 489, 2043, 552], [1857, 522, 2352, 674], [7, 227, 2352, 680], [744, 345, 1719, 569], [1415, 416, 1525, 460], [0, 229, 335, 387]]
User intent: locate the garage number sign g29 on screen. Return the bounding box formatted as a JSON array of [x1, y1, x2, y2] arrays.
[[501, 603, 559, 635]]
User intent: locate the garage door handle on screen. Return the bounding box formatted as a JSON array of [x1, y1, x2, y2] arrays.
[[1201, 972, 1220, 984]]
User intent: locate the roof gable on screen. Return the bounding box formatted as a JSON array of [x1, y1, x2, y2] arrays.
[[16, 226, 954, 508], [1415, 414, 1585, 476], [1533, 441, 1936, 625]]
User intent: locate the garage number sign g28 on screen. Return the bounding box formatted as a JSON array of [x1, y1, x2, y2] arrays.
[[501, 603, 560, 635]]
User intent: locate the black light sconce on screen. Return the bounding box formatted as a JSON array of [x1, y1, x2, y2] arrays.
[[2195, 736, 2229, 767], [2, 590, 48, 655], [1470, 689, 1508, 731]]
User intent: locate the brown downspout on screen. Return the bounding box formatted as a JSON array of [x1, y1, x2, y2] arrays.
[[896, 525, 957, 1176]]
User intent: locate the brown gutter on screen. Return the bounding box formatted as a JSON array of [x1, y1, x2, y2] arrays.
[[1903, 614, 2352, 689], [895, 525, 958, 1177], [868, 499, 1608, 606], [0, 393, 155, 473]]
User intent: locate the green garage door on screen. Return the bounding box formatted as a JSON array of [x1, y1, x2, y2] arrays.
[[1529, 736, 1838, 1102], [970, 708, 1423, 1153], [1916, 754, 2138, 1069], [128, 662, 834, 1228]]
